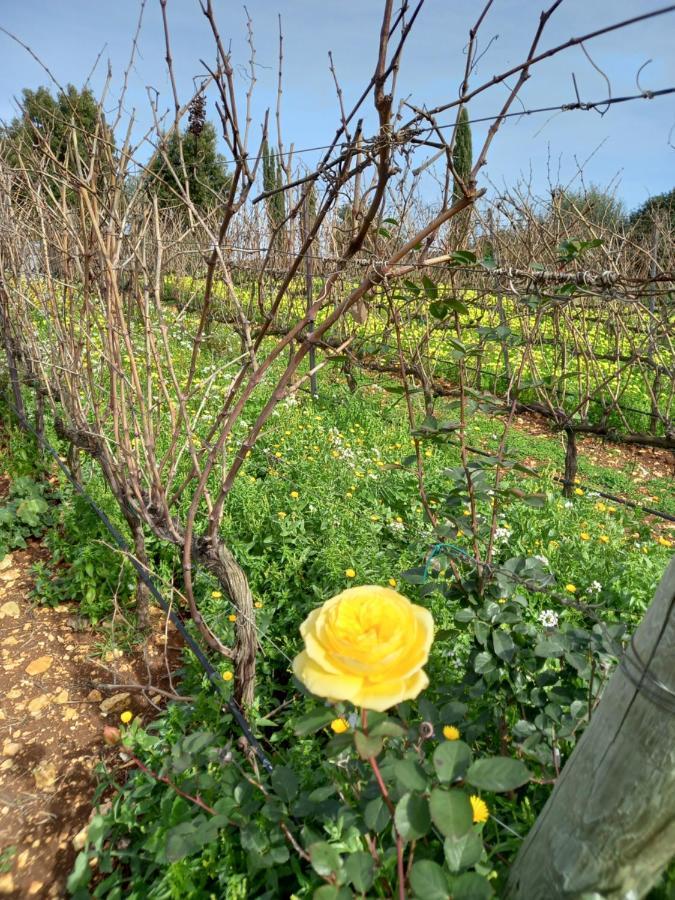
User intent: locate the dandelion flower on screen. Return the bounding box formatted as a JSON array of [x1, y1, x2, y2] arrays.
[[345, 568, 356, 579], [443, 725, 460, 741], [388, 578, 397, 588], [658, 536, 672, 548], [278, 511, 287, 519], [565, 584, 577, 593], [290, 490, 299, 499], [599, 535, 609, 544], [120, 711, 133, 725], [470, 795, 489, 824], [330, 718, 349, 734], [211, 590, 222, 599], [228, 614, 237, 622], [255, 601, 263, 609], [222, 671, 233, 682], [580, 532, 590, 541]]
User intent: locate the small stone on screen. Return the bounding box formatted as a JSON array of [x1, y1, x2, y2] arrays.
[[28, 882, 44, 896], [99, 692, 131, 715], [25, 655, 54, 675], [87, 689, 102, 701], [54, 690, 69, 704], [28, 695, 50, 715], [34, 762, 58, 790], [2, 741, 21, 757], [0, 555, 13, 571], [0, 601, 20, 619], [17, 850, 29, 869], [0, 873, 15, 894]]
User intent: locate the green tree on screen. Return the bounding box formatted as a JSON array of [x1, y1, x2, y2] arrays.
[[555, 185, 625, 229], [262, 140, 285, 229], [628, 188, 675, 240], [452, 106, 473, 202], [148, 121, 230, 213], [1, 84, 111, 196]]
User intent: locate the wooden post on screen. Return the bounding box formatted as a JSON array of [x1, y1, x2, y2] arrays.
[[506, 556, 675, 899]]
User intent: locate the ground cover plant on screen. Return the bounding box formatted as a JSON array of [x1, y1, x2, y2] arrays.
[[1, 1, 674, 897]]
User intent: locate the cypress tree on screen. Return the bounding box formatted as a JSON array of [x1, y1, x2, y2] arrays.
[[452, 106, 473, 202], [262, 140, 285, 229]]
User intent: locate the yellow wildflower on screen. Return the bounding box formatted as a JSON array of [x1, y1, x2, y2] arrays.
[[290, 491, 299, 499], [345, 568, 356, 579], [228, 614, 237, 622], [255, 601, 263, 609], [574, 488, 584, 496], [443, 725, 460, 741], [470, 795, 489, 823], [211, 591, 222, 599], [388, 578, 397, 588], [222, 671, 233, 682], [599, 535, 609, 544], [658, 536, 673, 548], [330, 718, 349, 734], [565, 584, 577, 593], [278, 511, 287, 519], [120, 711, 133, 725], [580, 533, 590, 541]]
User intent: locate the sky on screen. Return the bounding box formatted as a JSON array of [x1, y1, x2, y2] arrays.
[[1, 0, 673, 213]]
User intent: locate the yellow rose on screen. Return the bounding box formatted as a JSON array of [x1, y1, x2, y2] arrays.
[[293, 585, 434, 712]]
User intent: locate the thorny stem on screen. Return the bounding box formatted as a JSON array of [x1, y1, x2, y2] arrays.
[[361, 709, 406, 900]]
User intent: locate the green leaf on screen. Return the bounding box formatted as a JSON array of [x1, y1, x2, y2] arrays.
[[449, 872, 494, 899], [492, 630, 516, 663], [409, 860, 450, 899], [429, 788, 473, 838], [182, 731, 214, 754], [309, 842, 343, 879], [422, 275, 438, 300], [433, 740, 471, 783], [313, 886, 352, 900], [534, 637, 565, 658], [394, 758, 429, 792], [354, 730, 384, 759], [271, 765, 299, 802], [395, 792, 431, 841], [465, 756, 531, 792], [370, 717, 406, 738], [446, 297, 469, 315], [364, 796, 390, 833], [308, 784, 337, 803], [429, 300, 449, 320], [66, 850, 91, 894], [451, 250, 477, 266], [165, 822, 198, 862], [473, 651, 496, 675], [345, 851, 375, 892], [293, 707, 336, 736], [444, 831, 483, 872]]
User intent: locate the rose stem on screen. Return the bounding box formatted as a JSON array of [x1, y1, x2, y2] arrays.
[[361, 708, 406, 900]]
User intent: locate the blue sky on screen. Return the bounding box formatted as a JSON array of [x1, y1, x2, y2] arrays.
[[1, 0, 673, 213]]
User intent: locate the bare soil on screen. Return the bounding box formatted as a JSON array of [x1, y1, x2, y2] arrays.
[[0, 541, 180, 899]]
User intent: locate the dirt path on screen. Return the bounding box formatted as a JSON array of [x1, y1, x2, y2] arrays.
[[0, 541, 174, 899]]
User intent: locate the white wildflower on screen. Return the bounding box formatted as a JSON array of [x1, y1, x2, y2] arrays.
[[538, 609, 559, 629]]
